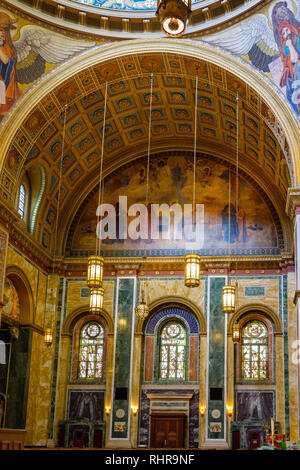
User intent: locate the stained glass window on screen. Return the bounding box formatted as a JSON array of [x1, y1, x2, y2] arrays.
[[159, 322, 186, 380], [18, 184, 26, 219], [241, 321, 268, 380], [78, 322, 104, 379]]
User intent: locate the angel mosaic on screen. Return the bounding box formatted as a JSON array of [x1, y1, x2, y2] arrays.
[[203, 0, 300, 114], [0, 10, 95, 118]]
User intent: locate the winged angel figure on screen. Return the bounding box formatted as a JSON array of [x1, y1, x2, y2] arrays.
[[0, 11, 95, 117], [202, 1, 300, 114]]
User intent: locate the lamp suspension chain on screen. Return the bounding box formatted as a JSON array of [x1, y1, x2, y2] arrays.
[[222, 92, 239, 314], [184, 74, 201, 288], [87, 81, 108, 313], [232, 91, 240, 340], [135, 72, 154, 320], [44, 104, 67, 347]]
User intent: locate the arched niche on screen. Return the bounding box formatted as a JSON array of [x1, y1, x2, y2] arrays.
[[62, 305, 114, 336], [228, 303, 283, 335], [4, 266, 34, 325], [135, 295, 206, 334]]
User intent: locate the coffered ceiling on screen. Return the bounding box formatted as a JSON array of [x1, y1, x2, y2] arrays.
[[0, 52, 291, 254]]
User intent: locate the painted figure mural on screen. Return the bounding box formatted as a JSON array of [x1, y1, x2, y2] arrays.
[[204, 0, 300, 115], [69, 391, 104, 421], [0, 13, 21, 118], [0, 9, 95, 120], [236, 392, 274, 422], [69, 155, 280, 257], [2, 278, 20, 322]]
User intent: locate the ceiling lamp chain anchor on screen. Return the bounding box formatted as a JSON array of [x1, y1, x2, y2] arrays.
[[156, 0, 191, 37]]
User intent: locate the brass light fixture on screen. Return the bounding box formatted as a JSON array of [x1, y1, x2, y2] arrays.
[[44, 326, 53, 347], [184, 75, 200, 288], [87, 81, 108, 313], [87, 255, 104, 289], [135, 285, 150, 320], [131, 406, 139, 416], [185, 253, 201, 288], [156, 0, 191, 37], [232, 323, 240, 343], [222, 283, 236, 314], [89, 286, 104, 314]]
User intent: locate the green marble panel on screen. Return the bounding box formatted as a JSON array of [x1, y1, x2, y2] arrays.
[[207, 277, 226, 440], [111, 278, 135, 439], [244, 286, 265, 297], [5, 327, 32, 429], [49, 277, 65, 439], [282, 274, 290, 439]]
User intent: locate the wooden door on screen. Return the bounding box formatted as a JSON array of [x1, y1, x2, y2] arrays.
[[150, 414, 185, 448], [232, 430, 240, 450], [73, 429, 85, 447]]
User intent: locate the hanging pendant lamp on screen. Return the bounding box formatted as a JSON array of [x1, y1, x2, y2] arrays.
[[87, 255, 104, 289], [232, 323, 240, 343], [222, 283, 236, 314], [90, 286, 104, 314], [135, 286, 150, 320], [184, 253, 201, 288]]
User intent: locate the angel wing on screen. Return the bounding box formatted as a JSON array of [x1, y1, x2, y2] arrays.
[[13, 25, 96, 84], [202, 14, 279, 72]]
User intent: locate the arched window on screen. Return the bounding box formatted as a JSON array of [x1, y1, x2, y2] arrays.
[[78, 321, 104, 380], [159, 321, 186, 380], [241, 321, 268, 380], [18, 184, 26, 219]]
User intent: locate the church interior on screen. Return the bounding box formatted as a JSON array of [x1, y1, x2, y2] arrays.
[[0, 0, 300, 451]]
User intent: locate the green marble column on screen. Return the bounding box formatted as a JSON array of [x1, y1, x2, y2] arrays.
[[207, 277, 226, 440], [110, 277, 136, 441]]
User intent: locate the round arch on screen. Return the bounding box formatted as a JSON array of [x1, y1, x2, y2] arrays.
[[61, 305, 114, 336], [5, 265, 34, 325], [135, 295, 206, 334], [0, 38, 299, 187], [228, 303, 283, 335]]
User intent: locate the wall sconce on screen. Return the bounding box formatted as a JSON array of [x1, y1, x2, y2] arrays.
[[131, 406, 138, 416], [105, 406, 111, 416], [226, 406, 233, 418], [232, 323, 240, 343], [199, 406, 206, 417], [44, 326, 53, 347]]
